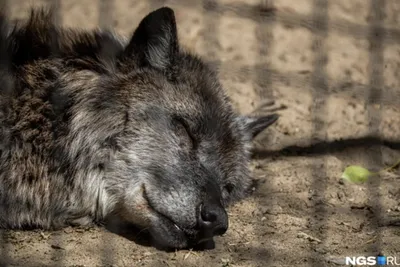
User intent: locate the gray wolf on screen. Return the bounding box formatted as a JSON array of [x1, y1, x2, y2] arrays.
[[0, 6, 278, 249]]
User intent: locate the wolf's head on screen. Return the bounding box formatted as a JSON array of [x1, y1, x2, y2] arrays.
[[104, 7, 278, 249]]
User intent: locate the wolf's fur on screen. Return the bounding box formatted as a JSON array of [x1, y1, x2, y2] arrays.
[[0, 7, 278, 248]]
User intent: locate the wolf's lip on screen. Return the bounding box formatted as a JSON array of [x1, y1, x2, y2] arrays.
[[143, 185, 187, 235], [151, 209, 186, 236], [196, 236, 213, 244]]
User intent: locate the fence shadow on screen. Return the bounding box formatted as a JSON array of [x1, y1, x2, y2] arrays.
[[252, 136, 400, 158]]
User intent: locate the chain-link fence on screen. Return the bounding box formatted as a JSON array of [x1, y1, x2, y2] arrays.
[[0, 0, 399, 266]]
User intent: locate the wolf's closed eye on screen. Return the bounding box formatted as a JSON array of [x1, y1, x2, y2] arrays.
[[172, 117, 197, 151]]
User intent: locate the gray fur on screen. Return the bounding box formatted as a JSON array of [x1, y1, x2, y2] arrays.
[[0, 7, 278, 249]]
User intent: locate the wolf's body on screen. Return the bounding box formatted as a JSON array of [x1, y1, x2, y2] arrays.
[[0, 7, 278, 248]]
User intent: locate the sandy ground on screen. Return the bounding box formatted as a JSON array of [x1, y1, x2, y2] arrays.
[[1, 0, 400, 266]]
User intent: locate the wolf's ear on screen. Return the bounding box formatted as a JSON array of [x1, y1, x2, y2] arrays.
[[123, 7, 179, 70], [240, 114, 279, 139]]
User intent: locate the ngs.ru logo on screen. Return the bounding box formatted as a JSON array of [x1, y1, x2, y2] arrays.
[[345, 256, 400, 266]]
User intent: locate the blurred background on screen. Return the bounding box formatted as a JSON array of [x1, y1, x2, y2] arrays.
[[1, 0, 400, 266]]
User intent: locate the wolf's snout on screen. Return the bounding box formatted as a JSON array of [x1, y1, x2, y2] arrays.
[[198, 202, 228, 240]]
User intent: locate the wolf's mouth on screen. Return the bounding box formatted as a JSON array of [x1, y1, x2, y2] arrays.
[[141, 185, 200, 248], [142, 184, 185, 230]]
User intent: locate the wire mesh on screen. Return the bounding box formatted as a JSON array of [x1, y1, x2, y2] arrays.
[[0, 0, 398, 266]]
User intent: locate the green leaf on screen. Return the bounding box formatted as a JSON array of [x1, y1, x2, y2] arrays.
[[341, 165, 374, 184]]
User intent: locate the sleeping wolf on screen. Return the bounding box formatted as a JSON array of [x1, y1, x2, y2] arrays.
[[0, 6, 278, 249]]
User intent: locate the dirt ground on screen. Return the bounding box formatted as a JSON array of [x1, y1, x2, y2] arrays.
[[1, 0, 400, 266]]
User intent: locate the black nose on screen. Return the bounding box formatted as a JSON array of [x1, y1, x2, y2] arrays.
[[198, 202, 228, 239]]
